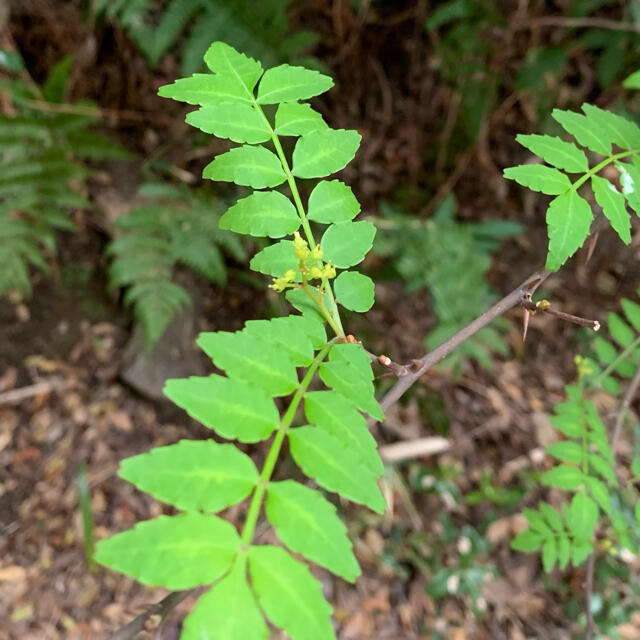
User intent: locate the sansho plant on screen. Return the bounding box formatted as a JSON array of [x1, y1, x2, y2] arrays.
[[95, 42, 640, 638]]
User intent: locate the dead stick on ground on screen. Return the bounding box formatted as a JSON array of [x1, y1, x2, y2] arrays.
[[0, 379, 67, 406]]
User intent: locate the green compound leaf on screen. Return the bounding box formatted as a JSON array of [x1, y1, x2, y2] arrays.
[[589, 453, 617, 483], [322, 220, 376, 268], [203, 145, 286, 189], [557, 533, 571, 570], [566, 492, 599, 540], [551, 108, 611, 155], [204, 41, 263, 97], [334, 270, 374, 312], [305, 390, 383, 476], [182, 563, 268, 640], [250, 240, 298, 277], [582, 103, 640, 150], [622, 297, 640, 330], [94, 513, 239, 589], [591, 175, 631, 244], [608, 311, 635, 347], [289, 426, 386, 513], [118, 439, 259, 512], [249, 545, 335, 640], [542, 537, 557, 572], [197, 330, 299, 397], [503, 164, 571, 195], [523, 508, 552, 536], [164, 376, 279, 443], [585, 477, 612, 515], [292, 129, 361, 179], [329, 343, 373, 382], [158, 74, 255, 106], [266, 480, 360, 582], [546, 440, 583, 464], [617, 161, 640, 217], [307, 180, 360, 223], [539, 502, 564, 531], [545, 190, 592, 271], [319, 359, 383, 421], [511, 528, 544, 552], [572, 540, 593, 566], [186, 104, 271, 144], [286, 287, 337, 323], [594, 336, 616, 364], [220, 191, 300, 238], [257, 64, 334, 104], [515, 134, 588, 173], [541, 465, 585, 490], [275, 102, 327, 137], [245, 315, 323, 367], [624, 70, 640, 89]]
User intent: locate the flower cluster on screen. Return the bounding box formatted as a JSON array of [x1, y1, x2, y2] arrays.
[[270, 232, 336, 292]]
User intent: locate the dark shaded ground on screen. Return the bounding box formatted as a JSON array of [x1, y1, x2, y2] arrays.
[[2, 1, 640, 639]]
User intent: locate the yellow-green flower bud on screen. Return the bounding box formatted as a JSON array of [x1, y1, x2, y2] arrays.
[[310, 266, 322, 279], [293, 232, 309, 259], [311, 245, 323, 261], [323, 264, 336, 279], [284, 269, 297, 281]]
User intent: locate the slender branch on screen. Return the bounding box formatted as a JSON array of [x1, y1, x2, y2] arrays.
[[584, 554, 596, 640], [107, 590, 192, 640], [378, 270, 550, 412], [611, 363, 640, 454]]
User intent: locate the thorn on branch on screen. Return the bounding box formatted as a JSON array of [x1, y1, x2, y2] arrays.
[[520, 298, 600, 333]]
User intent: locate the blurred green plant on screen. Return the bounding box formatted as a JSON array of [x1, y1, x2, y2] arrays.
[[106, 181, 245, 346], [425, 0, 640, 148], [0, 52, 127, 299], [396, 513, 496, 625], [512, 293, 640, 573], [93, 0, 320, 75], [374, 195, 522, 374]]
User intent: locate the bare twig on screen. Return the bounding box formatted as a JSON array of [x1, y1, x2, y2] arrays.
[[521, 299, 601, 331], [532, 16, 640, 34], [585, 554, 596, 640], [0, 378, 68, 406], [107, 590, 193, 640], [379, 270, 550, 412], [379, 437, 450, 462], [611, 363, 640, 454]]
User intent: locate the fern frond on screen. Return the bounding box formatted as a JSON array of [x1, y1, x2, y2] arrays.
[[107, 183, 246, 347], [375, 196, 521, 373]]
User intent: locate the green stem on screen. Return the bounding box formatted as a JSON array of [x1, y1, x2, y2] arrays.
[[300, 277, 343, 336], [252, 101, 345, 337], [239, 339, 338, 546], [572, 148, 640, 191]]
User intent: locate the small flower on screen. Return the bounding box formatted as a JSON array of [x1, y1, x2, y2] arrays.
[[293, 232, 309, 259], [310, 266, 323, 279], [310, 245, 323, 260]]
